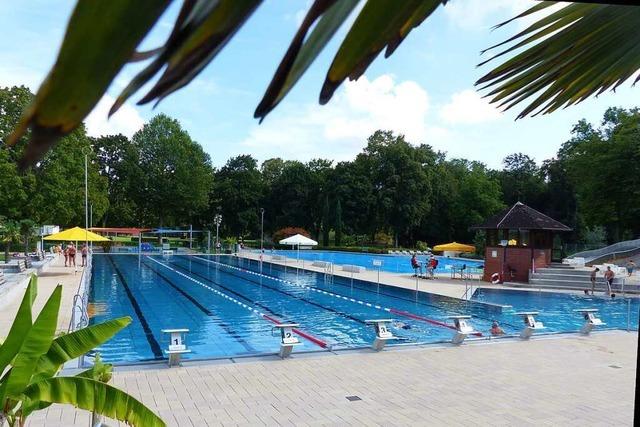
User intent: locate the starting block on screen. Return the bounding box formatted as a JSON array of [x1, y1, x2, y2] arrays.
[[273, 323, 301, 358], [515, 311, 545, 339], [162, 329, 191, 367], [449, 315, 475, 345], [162, 249, 174, 256], [365, 319, 395, 351], [574, 309, 605, 335]]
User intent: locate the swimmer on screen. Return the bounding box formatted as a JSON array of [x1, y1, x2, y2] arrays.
[[394, 321, 412, 330], [490, 321, 505, 336]]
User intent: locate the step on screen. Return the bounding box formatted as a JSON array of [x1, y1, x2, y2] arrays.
[[505, 281, 640, 294], [535, 268, 590, 276], [530, 277, 625, 286], [530, 272, 596, 281]]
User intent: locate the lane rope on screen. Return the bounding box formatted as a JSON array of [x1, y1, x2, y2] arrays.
[[147, 257, 329, 348]]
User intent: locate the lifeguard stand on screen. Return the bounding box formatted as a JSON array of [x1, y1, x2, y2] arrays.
[[365, 319, 395, 351], [449, 315, 476, 344], [162, 329, 191, 367], [574, 309, 605, 334], [273, 323, 301, 358], [515, 311, 545, 339]]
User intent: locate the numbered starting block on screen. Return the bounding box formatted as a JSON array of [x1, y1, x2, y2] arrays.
[[449, 315, 476, 345], [273, 324, 301, 358], [162, 249, 174, 256], [574, 309, 605, 335], [515, 311, 545, 339], [365, 319, 395, 351], [162, 329, 191, 367]]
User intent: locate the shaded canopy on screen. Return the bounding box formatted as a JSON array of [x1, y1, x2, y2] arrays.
[[279, 234, 318, 246], [44, 226, 110, 242], [472, 202, 571, 231], [433, 242, 475, 253]]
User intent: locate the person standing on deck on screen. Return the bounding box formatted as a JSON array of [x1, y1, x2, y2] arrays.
[[63, 245, 69, 267], [626, 260, 636, 277], [81, 244, 88, 267], [68, 243, 76, 267], [589, 267, 599, 295], [604, 266, 615, 297]]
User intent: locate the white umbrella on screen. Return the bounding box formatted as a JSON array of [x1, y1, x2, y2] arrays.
[[279, 234, 318, 260]]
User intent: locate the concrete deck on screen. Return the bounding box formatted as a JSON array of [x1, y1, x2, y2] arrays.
[[0, 254, 84, 339], [30, 331, 637, 426], [237, 252, 496, 300]]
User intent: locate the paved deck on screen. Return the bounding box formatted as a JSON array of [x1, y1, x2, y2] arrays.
[[237, 252, 492, 300], [0, 254, 84, 339], [30, 331, 636, 426]]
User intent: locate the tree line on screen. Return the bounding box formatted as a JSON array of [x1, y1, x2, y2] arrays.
[[1, 85, 638, 249]]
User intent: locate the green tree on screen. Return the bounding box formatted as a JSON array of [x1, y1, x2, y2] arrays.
[[1, 220, 21, 263], [28, 126, 108, 226], [321, 194, 330, 246], [18, 219, 37, 255], [562, 107, 640, 241], [499, 153, 545, 208], [334, 199, 343, 247], [132, 114, 212, 227], [92, 134, 142, 226], [212, 155, 262, 237]]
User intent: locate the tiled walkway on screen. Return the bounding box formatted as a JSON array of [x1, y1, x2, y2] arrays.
[[31, 331, 636, 426], [0, 254, 83, 338]]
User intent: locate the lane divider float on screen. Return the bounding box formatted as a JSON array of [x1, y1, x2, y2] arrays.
[[194, 256, 482, 336], [147, 257, 328, 348]]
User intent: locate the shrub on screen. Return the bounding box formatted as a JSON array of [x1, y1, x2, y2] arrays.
[[272, 227, 310, 243], [374, 232, 393, 246], [415, 240, 429, 251]]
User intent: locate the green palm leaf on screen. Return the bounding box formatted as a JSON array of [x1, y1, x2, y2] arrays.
[[320, 0, 446, 104], [116, 0, 261, 112], [477, 3, 640, 118], [0, 275, 37, 376], [254, 0, 359, 121], [34, 317, 131, 380], [5, 0, 170, 168], [1, 285, 60, 400], [23, 377, 165, 427]]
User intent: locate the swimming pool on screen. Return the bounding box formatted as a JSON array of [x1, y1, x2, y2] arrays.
[[268, 249, 483, 274], [88, 254, 638, 364]]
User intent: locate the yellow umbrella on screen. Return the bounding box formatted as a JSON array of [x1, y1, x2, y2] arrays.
[[44, 226, 110, 242], [432, 242, 475, 252]]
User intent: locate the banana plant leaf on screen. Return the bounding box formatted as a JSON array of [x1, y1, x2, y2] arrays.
[[0, 285, 61, 400], [476, 3, 640, 118], [33, 317, 131, 381], [0, 275, 37, 376], [23, 377, 165, 427], [5, 0, 170, 169]]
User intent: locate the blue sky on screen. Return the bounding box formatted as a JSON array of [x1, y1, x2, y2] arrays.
[[1, 1, 638, 169]]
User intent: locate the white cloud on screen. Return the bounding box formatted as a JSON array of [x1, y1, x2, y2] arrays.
[[238, 74, 433, 163], [442, 0, 537, 31], [85, 95, 144, 138], [439, 89, 501, 125]]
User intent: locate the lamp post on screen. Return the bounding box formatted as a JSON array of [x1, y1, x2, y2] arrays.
[[81, 147, 90, 251], [214, 214, 222, 253], [260, 208, 265, 252]]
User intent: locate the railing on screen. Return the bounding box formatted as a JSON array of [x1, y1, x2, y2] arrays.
[[69, 253, 91, 333]]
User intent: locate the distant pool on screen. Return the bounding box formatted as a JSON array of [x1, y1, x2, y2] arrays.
[[268, 250, 483, 274]]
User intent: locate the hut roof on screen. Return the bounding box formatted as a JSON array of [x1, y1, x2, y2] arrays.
[[472, 202, 572, 231]]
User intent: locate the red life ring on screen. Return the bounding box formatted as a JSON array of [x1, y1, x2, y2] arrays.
[[491, 272, 501, 284]]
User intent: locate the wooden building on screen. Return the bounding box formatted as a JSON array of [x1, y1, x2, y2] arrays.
[[472, 202, 571, 283]]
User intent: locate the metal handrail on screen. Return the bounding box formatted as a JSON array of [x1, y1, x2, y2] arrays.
[[69, 253, 92, 332]]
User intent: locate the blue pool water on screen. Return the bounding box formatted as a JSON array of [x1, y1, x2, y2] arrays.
[[89, 254, 638, 364], [270, 250, 483, 274]]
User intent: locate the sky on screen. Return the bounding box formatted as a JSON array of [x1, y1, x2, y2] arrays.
[[0, 1, 638, 169]]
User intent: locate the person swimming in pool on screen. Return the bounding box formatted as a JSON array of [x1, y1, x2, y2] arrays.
[[394, 321, 412, 330], [490, 321, 505, 336]]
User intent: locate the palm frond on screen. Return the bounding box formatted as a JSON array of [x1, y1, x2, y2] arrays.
[[320, 0, 446, 104], [476, 3, 640, 119]]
